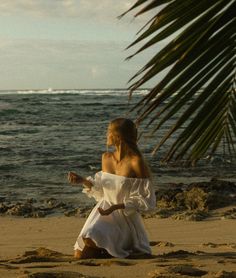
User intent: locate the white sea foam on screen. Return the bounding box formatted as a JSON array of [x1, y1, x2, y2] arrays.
[[0, 89, 150, 96]]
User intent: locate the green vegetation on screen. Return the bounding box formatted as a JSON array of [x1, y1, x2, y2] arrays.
[[122, 0, 236, 165]]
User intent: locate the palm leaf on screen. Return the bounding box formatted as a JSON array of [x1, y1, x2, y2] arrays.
[[123, 0, 236, 164]]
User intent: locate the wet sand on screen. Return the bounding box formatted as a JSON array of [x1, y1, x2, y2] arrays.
[[0, 215, 236, 278]]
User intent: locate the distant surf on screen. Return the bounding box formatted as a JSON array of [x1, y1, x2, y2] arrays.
[[0, 89, 150, 96]]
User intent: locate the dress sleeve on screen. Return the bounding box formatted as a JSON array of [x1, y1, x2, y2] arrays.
[[82, 171, 103, 202], [123, 178, 156, 216]]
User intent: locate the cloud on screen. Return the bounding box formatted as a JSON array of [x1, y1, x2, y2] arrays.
[[90, 65, 107, 78], [0, 0, 138, 21]]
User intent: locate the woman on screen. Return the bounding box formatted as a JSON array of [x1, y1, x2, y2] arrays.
[[68, 118, 156, 259]]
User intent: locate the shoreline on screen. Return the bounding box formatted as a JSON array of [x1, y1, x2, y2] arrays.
[[1, 166, 235, 206], [1, 177, 235, 221]]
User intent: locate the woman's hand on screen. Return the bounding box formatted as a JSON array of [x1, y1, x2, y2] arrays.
[[97, 206, 115, 216], [98, 204, 125, 216], [67, 171, 84, 185]]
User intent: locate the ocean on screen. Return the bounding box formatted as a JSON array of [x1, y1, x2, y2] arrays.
[[0, 89, 235, 207]]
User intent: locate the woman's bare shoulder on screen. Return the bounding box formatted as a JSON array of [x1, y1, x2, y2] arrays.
[[102, 152, 114, 172], [131, 155, 150, 178], [102, 152, 113, 158], [102, 152, 114, 160], [130, 154, 144, 163]]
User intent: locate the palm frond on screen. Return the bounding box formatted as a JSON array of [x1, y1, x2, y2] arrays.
[[124, 0, 236, 164]]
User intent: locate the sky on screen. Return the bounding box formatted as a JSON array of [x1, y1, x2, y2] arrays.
[[0, 0, 163, 90]]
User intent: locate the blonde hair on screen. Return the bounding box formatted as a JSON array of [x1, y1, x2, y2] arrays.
[[107, 118, 151, 177], [108, 118, 140, 154]]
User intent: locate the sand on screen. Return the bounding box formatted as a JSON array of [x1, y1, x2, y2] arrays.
[[0, 215, 236, 278]]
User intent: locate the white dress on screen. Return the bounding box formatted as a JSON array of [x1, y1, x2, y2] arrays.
[[74, 171, 156, 258]]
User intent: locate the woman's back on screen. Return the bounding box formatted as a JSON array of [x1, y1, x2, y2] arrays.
[[102, 151, 150, 178]]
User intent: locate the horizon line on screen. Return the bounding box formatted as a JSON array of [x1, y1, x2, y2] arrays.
[[0, 87, 151, 91]]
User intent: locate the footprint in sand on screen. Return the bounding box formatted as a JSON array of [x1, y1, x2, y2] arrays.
[[25, 265, 58, 269], [159, 250, 198, 258], [168, 265, 208, 276], [148, 265, 208, 278], [18, 271, 99, 278], [76, 259, 135, 267], [149, 250, 203, 265], [0, 263, 19, 270], [204, 270, 236, 277], [9, 248, 73, 264], [202, 242, 236, 249], [149, 241, 175, 247]]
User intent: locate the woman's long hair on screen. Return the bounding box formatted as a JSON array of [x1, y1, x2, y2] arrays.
[[107, 118, 151, 178]]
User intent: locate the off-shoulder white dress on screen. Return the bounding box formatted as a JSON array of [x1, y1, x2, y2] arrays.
[[74, 171, 156, 258]]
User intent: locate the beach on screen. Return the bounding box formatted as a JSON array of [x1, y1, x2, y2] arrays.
[[0, 214, 236, 278]]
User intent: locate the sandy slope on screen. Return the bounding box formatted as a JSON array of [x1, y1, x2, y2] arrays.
[[0, 216, 235, 278]]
